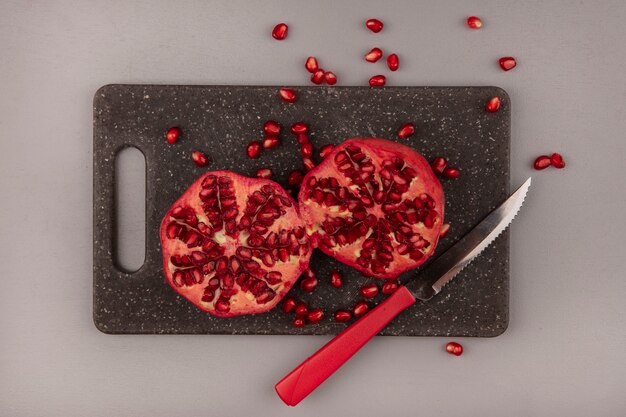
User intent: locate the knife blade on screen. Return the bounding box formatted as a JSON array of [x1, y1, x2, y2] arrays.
[[275, 178, 531, 406]]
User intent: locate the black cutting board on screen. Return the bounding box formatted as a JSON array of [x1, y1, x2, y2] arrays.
[[93, 84, 510, 336]]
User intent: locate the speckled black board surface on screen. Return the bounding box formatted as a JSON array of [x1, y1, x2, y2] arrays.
[[93, 84, 510, 336]]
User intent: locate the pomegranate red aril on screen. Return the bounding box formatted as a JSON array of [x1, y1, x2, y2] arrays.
[[365, 47, 383, 63], [263, 120, 281, 136], [246, 141, 262, 159], [387, 53, 399, 71], [166, 126, 180, 144], [440, 223, 450, 238], [272, 23, 288, 40], [305, 56, 319, 73], [534, 155, 552, 170], [369, 75, 386, 87], [353, 301, 369, 316], [319, 144, 335, 159], [467, 16, 483, 29], [311, 69, 325, 85], [255, 168, 272, 179], [294, 302, 308, 317], [431, 157, 448, 175], [360, 284, 379, 299], [303, 157, 315, 171], [366, 18, 383, 33], [442, 167, 460, 179], [334, 310, 352, 322], [330, 269, 342, 288], [296, 134, 309, 145], [262, 136, 280, 149], [291, 122, 308, 135], [288, 170, 304, 186], [324, 71, 337, 85], [301, 142, 313, 158], [306, 308, 324, 324], [279, 88, 297, 103], [551, 153, 566, 169], [398, 123, 415, 139], [300, 276, 318, 292], [499, 56, 517, 71], [293, 317, 305, 328], [191, 151, 209, 167], [282, 297, 297, 314], [486, 96, 501, 113], [382, 281, 399, 294], [446, 341, 464, 356]]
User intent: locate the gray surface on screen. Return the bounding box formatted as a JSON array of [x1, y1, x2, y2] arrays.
[[93, 85, 510, 336], [1, 0, 625, 415]]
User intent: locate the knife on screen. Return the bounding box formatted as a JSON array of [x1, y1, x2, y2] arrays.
[[275, 177, 532, 406]]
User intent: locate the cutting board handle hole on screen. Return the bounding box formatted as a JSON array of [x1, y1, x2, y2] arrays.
[[114, 146, 146, 273]]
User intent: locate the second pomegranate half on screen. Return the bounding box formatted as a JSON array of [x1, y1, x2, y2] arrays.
[[299, 138, 444, 279]]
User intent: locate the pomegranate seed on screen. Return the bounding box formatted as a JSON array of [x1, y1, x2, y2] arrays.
[[387, 54, 399, 71], [499, 56, 517, 71], [272, 23, 288, 40], [282, 297, 297, 314], [263, 120, 281, 136], [301, 142, 313, 158], [255, 168, 272, 179], [365, 47, 383, 63], [166, 126, 180, 144], [431, 157, 448, 175], [191, 151, 209, 167], [467, 16, 483, 29], [305, 56, 319, 73], [366, 18, 383, 33], [551, 153, 566, 169], [300, 277, 318, 292], [445, 341, 464, 356], [442, 167, 459, 179], [334, 310, 352, 322], [311, 69, 325, 85], [486, 96, 501, 113], [288, 169, 304, 186], [353, 301, 369, 316], [296, 134, 309, 145], [262, 136, 280, 149], [440, 223, 450, 238], [330, 269, 342, 288], [291, 122, 308, 135], [533, 155, 551, 170], [306, 308, 324, 324], [293, 317, 305, 328], [369, 75, 386, 87], [360, 284, 379, 299], [279, 88, 296, 103], [398, 123, 415, 139], [324, 71, 337, 85], [382, 281, 399, 294], [303, 157, 315, 171], [303, 267, 316, 279], [246, 141, 262, 159], [319, 144, 335, 159], [294, 303, 308, 317]]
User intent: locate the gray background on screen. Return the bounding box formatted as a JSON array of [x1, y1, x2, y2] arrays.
[[1, 0, 625, 416]]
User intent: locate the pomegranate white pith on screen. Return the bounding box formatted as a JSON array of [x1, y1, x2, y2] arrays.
[[160, 171, 311, 317]]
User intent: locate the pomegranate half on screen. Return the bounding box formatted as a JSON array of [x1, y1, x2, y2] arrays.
[[160, 170, 312, 317], [299, 138, 444, 279]]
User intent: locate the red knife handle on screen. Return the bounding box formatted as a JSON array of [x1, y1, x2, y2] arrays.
[[275, 285, 417, 406]]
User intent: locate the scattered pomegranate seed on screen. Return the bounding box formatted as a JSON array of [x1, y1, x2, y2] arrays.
[[398, 122, 415, 139], [263, 120, 281, 136], [306, 308, 324, 324], [291, 122, 308, 135], [272, 23, 288, 40], [382, 281, 399, 294], [498, 56, 517, 71], [305, 56, 319, 73], [301, 142, 313, 158], [293, 317, 305, 328], [279, 88, 297, 103], [191, 151, 209, 167], [486, 96, 501, 113], [533, 155, 552, 170], [300, 277, 318, 292], [353, 301, 369, 316], [330, 269, 342, 288], [431, 157, 448, 175], [288, 169, 304, 186], [369, 75, 386, 87], [296, 134, 309, 145], [282, 297, 297, 314], [440, 223, 450, 238], [360, 284, 379, 299], [166, 126, 180, 144], [334, 310, 352, 323], [303, 267, 316, 279], [294, 303, 308, 317], [445, 341, 464, 356], [255, 168, 272, 179], [303, 157, 315, 171], [551, 153, 566, 169], [319, 144, 335, 159], [262, 136, 280, 149], [467, 16, 483, 29], [442, 167, 460, 179], [387, 54, 399, 71], [324, 71, 337, 85], [366, 18, 384, 33], [365, 47, 383, 63], [311, 69, 325, 85], [246, 141, 262, 158]]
